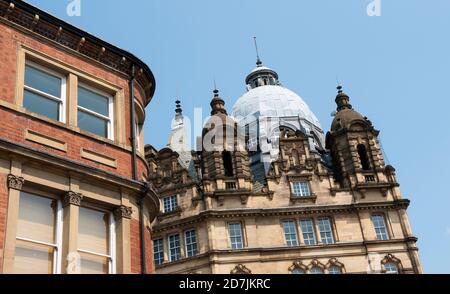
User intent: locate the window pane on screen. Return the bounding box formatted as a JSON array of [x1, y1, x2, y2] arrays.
[[328, 266, 342, 274], [17, 192, 56, 244], [282, 221, 298, 247], [78, 207, 109, 255], [229, 223, 243, 249], [163, 196, 178, 213], [292, 268, 305, 274], [153, 239, 164, 265], [185, 230, 198, 257], [168, 234, 181, 261], [78, 110, 108, 138], [13, 240, 54, 274], [318, 218, 334, 244], [292, 182, 311, 197], [78, 86, 109, 117], [372, 215, 389, 241], [385, 263, 398, 274], [310, 266, 323, 274], [300, 219, 316, 245], [79, 252, 109, 274], [24, 90, 60, 121], [25, 65, 61, 98]]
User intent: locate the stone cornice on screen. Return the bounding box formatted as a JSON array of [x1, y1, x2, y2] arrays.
[[0, 137, 146, 193], [153, 199, 411, 233], [154, 238, 417, 270], [7, 174, 25, 190]]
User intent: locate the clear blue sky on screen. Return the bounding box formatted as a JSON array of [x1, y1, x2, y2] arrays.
[[26, 0, 450, 273]]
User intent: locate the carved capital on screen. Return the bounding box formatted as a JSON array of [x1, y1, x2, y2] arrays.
[[114, 205, 133, 220], [7, 174, 25, 190], [63, 191, 83, 207]]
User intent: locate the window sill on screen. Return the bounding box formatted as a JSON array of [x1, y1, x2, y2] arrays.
[[290, 194, 317, 204], [157, 206, 182, 220]]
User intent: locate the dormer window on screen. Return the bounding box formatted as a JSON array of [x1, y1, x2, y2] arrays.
[[291, 181, 311, 197]]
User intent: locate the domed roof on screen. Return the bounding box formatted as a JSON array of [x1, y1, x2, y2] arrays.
[[231, 85, 322, 129], [331, 108, 365, 131]]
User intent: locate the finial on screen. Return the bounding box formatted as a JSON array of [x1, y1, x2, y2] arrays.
[[175, 100, 182, 114], [337, 85, 343, 94], [213, 88, 219, 97], [253, 37, 262, 67]]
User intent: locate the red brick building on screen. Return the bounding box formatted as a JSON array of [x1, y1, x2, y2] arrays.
[[0, 0, 159, 274]]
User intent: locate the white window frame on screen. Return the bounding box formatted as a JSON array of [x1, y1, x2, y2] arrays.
[[328, 266, 342, 274], [77, 82, 114, 140], [299, 219, 317, 246], [317, 217, 335, 244], [77, 209, 116, 274], [384, 262, 399, 274], [135, 118, 141, 149], [291, 181, 311, 197], [168, 234, 181, 262], [184, 230, 198, 258], [282, 220, 299, 247], [371, 214, 389, 241], [163, 195, 178, 213], [228, 222, 244, 249], [24, 60, 67, 123], [15, 193, 63, 274], [153, 238, 164, 266]]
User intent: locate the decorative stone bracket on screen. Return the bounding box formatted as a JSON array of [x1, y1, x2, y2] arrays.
[[7, 174, 25, 190], [114, 205, 133, 220], [63, 191, 83, 207]]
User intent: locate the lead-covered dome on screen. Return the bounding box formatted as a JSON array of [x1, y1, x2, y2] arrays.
[[232, 84, 322, 129]]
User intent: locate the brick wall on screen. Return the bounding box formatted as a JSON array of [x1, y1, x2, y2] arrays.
[[130, 218, 154, 274], [0, 22, 149, 179], [0, 173, 7, 273]]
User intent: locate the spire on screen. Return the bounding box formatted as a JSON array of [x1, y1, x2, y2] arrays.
[[335, 85, 352, 111], [254, 37, 262, 67], [210, 88, 227, 115]]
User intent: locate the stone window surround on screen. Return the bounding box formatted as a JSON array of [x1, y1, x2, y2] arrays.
[[381, 254, 403, 274], [370, 212, 394, 241], [289, 258, 345, 274], [280, 219, 300, 247], [226, 221, 247, 250], [2, 172, 133, 274], [288, 175, 317, 203], [10, 45, 146, 155], [295, 216, 339, 246]]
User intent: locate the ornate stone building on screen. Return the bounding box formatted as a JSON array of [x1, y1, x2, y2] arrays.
[[146, 56, 422, 274], [0, 0, 159, 274]]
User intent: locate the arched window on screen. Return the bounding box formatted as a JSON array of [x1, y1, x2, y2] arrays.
[[291, 268, 305, 274], [222, 151, 234, 177], [357, 144, 371, 170], [328, 266, 342, 274], [310, 266, 323, 274], [384, 262, 399, 274]]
